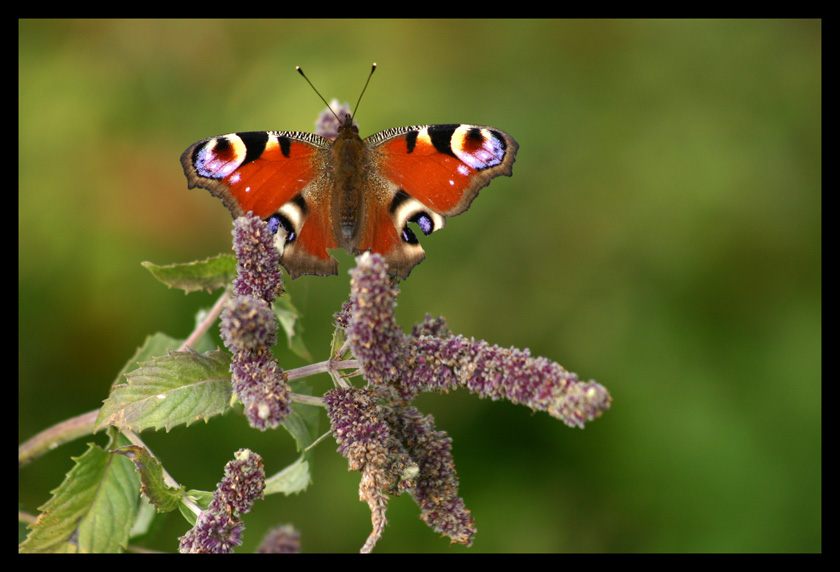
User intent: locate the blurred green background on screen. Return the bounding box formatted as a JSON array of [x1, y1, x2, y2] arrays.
[[19, 19, 820, 552]]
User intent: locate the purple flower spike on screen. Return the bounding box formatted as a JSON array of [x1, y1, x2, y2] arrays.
[[345, 252, 408, 387], [342, 252, 612, 429], [179, 449, 266, 553], [220, 295, 278, 352], [231, 214, 284, 303], [256, 524, 301, 554], [384, 405, 476, 546], [222, 215, 292, 430], [323, 387, 400, 553]]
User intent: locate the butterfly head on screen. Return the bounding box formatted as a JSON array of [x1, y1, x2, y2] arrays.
[[315, 100, 357, 140], [299, 64, 375, 139], [338, 113, 359, 137]]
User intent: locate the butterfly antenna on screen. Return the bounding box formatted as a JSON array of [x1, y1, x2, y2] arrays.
[[296, 66, 340, 122], [352, 63, 377, 119]]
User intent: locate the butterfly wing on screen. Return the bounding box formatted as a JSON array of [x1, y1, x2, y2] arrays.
[[362, 124, 519, 278], [181, 130, 341, 277]]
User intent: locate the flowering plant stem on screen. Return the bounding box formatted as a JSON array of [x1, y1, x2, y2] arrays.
[[20, 207, 610, 554]]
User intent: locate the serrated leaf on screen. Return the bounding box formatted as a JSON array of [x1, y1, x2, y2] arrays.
[[112, 445, 183, 513], [264, 455, 311, 496], [111, 333, 184, 390], [274, 294, 312, 361], [142, 254, 236, 294], [95, 348, 233, 433], [20, 435, 139, 553]]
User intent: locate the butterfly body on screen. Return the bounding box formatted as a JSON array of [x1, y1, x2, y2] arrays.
[[182, 114, 518, 278]]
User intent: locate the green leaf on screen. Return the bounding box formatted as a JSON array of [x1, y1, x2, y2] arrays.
[[331, 322, 348, 359], [264, 455, 311, 496], [111, 333, 184, 391], [274, 294, 312, 361], [129, 499, 157, 538], [178, 490, 214, 527], [281, 386, 320, 453], [185, 489, 214, 510], [142, 254, 236, 294], [262, 383, 320, 496], [95, 348, 233, 433], [112, 445, 184, 513], [19, 433, 140, 553]]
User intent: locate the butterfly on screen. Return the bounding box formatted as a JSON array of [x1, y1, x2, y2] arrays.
[[181, 67, 518, 279]]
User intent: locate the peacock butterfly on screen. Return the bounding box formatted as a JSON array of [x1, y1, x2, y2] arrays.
[[181, 65, 518, 279]]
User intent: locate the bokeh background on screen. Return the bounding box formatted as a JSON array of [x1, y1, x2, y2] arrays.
[[19, 19, 820, 552]]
